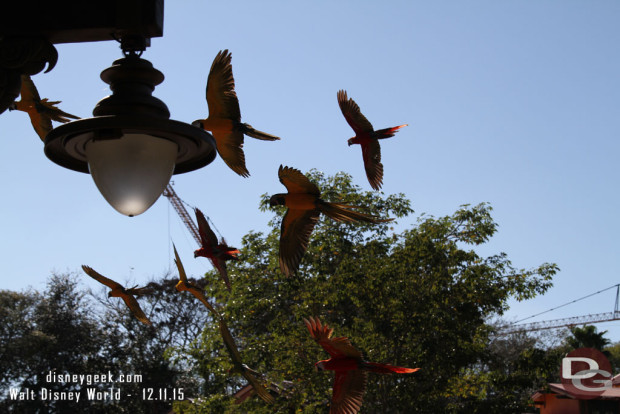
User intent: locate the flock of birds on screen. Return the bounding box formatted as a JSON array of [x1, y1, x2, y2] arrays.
[[9, 49, 417, 413]]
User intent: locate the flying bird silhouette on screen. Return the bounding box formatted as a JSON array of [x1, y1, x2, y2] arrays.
[[337, 90, 406, 190], [173, 243, 220, 316], [192, 49, 280, 177], [10, 74, 79, 141], [193, 208, 239, 290], [219, 317, 275, 404], [269, 165, 392, 276], [305, 317, 419, 414], [81, 265, 152, 325]]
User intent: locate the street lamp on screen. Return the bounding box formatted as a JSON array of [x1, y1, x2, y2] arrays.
[[44, 37, 216, 216]]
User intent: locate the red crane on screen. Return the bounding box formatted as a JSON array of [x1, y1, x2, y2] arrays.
[[162, 183, 201, 246]]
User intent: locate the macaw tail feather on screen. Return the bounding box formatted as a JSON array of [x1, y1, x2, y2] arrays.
[[241, 123, 280, 141], [375, 124, 408, 139], [365, 362, 420, 374], [319, 201, 393, 224]]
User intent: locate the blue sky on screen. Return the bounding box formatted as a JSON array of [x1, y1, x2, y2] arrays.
[[1, 1, 620, 340]]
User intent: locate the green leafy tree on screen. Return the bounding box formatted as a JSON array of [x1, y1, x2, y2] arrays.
[[0, 273, 210, 414], [566, 325, 611, 351], [0, 274, 118, 413], [178, 170, 557, 413]]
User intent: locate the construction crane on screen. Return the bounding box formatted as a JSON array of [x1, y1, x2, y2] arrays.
[[162, 183, 201, 246], [498, 284, 620, 334]]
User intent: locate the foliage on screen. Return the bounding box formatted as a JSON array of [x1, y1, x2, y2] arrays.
[[181, 170, 557, 413], [0, 273, 208, 413], [0, 171, 559, 412]]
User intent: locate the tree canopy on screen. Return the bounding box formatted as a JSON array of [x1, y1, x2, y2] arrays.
[[175, 170, 557, 413], [0, 170, 560, 413]]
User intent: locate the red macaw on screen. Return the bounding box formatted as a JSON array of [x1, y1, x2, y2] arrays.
[[305, 317, 419, 414], [192, 49, 280, 177], [81, 265, 152, 325], [10, 74, 78, 141], [193, 208, 239, 290], [269, 165, 392, 276], [337, 90, 406, 190]]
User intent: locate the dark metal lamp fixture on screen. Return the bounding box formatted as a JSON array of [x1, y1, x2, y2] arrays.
[[44, 36, 216, 216]]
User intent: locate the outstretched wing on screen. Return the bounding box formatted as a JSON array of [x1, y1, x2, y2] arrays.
[[119, 294, 152, 325], [19, 76, 51, 141], [20, 75, 42, 103], [212, 130, 249, 177], [206, 49, 241, 121], [337, 90, 374, 135], [361, 139, 383, 190], [81, 265, 124, 291], [211, 256, 232, 290], [330, 370, 368, 414], [195, 208, 219, 249], [304, 317, 362, 359], [188, 286, 220, 316], [279, 208, 320, 276], [278, 165, 320, 195], [173, 243, 188, 283], [218, 319, 274, 404], [241, 370, 275, 404]]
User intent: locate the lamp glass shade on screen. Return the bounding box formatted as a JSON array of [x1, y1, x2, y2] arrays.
[[85, 133, 178, 216]]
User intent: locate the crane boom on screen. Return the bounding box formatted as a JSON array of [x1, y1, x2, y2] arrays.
[[497, 285, 620, 335], [498, 311, 620, 334], [163, 183, 201, 246]]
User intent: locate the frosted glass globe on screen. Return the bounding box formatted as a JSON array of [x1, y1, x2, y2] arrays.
[[86, 133, 178, 216]]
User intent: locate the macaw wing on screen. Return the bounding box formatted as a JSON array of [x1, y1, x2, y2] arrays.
[[188, 286, 220, 317], [81, 265, 124, 291], [125, 286, 152, 296], [20, 75, 42, 103], [120, 293, 152, 325], [278, 165, 320, 195], [219, 317, 243, 363], [211, 256, 232, 290], [29, 109, 52, 141], [206, 49, 241, 121], [172, 243, 189, 283], [304, 317, 362, 359], [279, 208, 320, 276], [337, 90, 374, 135], [361, 139, 383, 190], [195, 208, 219, 249], [241, 370, 275, 404], [212, 130, 249, 177], [330, 370, 367, 414]]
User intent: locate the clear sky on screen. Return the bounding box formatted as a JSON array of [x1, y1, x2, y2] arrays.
[[1, 1, 620, 340]]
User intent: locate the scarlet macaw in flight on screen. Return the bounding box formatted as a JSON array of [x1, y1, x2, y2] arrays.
[[305, 317, 419, 414], [192, 49, 280, 177], [193, 208, 239, 290], [269, 165, 392, 276], [81, 265, 152, 325], [10, 75, 78, 141], [337, 90, 406, 190]]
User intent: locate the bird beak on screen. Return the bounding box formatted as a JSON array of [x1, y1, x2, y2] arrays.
[[192, 120, 203, 128]]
